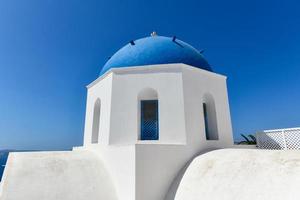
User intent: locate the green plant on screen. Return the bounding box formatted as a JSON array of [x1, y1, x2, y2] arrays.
[[238, 134, 257, 145]]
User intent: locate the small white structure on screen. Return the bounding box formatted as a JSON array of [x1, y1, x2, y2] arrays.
[[1, 34, 234, 200], [80, 63, 233, 200], [76, 35, 234, 199]]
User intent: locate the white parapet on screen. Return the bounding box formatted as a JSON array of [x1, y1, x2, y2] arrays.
[[175, 148, 300, 200], [0, 151, 117, 200]]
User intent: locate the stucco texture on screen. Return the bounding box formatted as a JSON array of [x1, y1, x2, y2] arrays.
[[0, 151, 117, 200], [175, 149, 300, 200]]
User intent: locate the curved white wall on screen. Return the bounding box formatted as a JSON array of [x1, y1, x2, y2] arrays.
[[175, 149, 300, 200], [0, 151, 117, 200]]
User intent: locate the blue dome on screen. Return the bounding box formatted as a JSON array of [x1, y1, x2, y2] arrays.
[[100, 35, 212, 75]]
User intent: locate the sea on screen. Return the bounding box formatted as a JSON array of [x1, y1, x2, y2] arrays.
[[0, 150, 10, 181]]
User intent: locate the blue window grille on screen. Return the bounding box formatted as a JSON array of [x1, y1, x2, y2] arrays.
[[141, 100, 159, 140]]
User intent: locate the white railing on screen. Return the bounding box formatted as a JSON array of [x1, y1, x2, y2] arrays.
[[256, 127, 300, 150]]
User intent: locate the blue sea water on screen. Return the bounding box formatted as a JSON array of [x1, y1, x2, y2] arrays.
[[0, 151, 9, 181]]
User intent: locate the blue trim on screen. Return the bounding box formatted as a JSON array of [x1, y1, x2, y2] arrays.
[[141, 100, 159, 140]]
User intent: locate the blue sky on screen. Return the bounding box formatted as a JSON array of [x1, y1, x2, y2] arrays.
[[0, 0, 299, 150]]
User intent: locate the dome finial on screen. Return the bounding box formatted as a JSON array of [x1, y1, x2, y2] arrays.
[[151, 31, 157, 37]]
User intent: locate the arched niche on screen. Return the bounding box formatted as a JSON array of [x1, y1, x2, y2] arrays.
[[91, 98, 101, 144], [203, 93, 218, 140], [138, 88, 158, 100]]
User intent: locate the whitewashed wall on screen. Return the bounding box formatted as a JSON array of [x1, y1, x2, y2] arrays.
[[175, 149, 300, 200], [82, 64, 234, 200]]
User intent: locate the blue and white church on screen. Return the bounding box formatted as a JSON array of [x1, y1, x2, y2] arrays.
[[0, 33, 235, 200], [82, 33, 234, 199]]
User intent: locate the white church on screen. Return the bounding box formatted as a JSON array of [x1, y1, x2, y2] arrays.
[[1, 33, 300, 200], [81, 33, 233, 199]]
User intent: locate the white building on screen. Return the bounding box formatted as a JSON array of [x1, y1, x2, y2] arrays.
[[1, 33, 234, 200], [81, 34, 234, 199]]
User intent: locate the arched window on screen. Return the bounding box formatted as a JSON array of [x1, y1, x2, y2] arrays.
[[91, 99, 101, 144], [203, 93, 218, 140], [138, 88, 159, 140]]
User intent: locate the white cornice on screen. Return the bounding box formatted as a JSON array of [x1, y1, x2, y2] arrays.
[[87, 63, 227, 89]]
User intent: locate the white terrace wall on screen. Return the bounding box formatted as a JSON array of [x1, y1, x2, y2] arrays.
[[0, 151, 118, 200], [175, 149, 300, 200]]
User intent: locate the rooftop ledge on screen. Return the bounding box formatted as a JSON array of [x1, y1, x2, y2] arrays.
[[87, 63, 227, 89]]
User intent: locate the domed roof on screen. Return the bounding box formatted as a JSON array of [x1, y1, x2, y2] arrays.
[[100, 35, 212, 75]]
